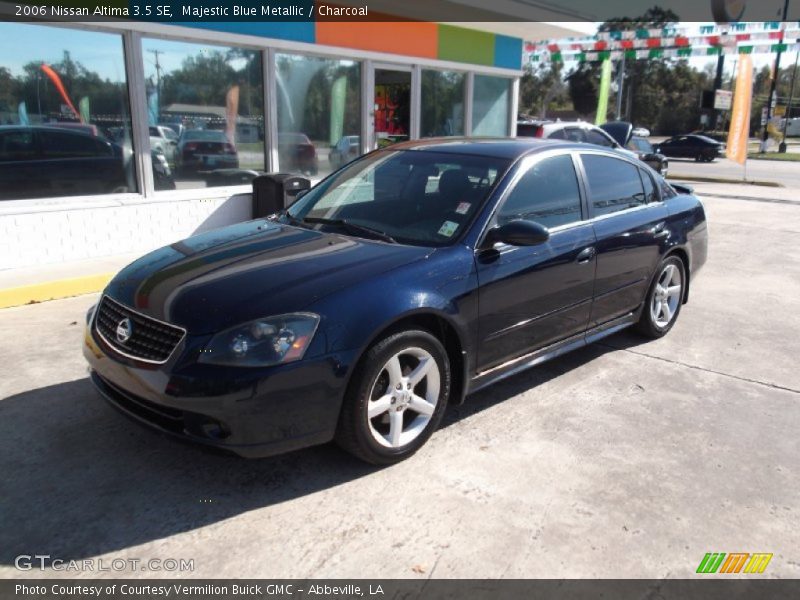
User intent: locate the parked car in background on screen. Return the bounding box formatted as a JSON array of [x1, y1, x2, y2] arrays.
[[84, 137, 707, 465], [517, 119, 641, 161], [149, 125, 178, 165], [278, 132, 318, 176], [329, 135, 361, 170], [655, 134, 724, 162], [628, 136, 669, 175], [0, 125, 127, 200], [176, 129, 239, 176], [600, 121, 669, 175]]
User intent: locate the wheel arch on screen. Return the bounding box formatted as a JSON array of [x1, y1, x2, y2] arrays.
[[664, 246, 691, 304], [345, 309, 470, 407]]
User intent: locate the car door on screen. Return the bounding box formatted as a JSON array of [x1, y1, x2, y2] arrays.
[[671, 136, 692, 158], [577, 152, 669, 328], [475, 152, 597, 371]]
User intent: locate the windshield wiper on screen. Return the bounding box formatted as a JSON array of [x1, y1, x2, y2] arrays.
[[301, 217, 396, 243]]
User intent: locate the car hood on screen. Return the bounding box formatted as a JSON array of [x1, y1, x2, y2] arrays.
[[104, 220, 432, 333], [600, 121, 633, 146]]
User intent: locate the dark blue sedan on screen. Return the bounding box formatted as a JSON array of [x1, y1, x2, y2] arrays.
[[83, 138, 708, 464]]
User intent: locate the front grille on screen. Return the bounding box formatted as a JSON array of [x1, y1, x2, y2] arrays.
[[95, 295, 186, 363]]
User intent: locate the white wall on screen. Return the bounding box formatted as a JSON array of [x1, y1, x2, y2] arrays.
[[0, 193, 252, 271]]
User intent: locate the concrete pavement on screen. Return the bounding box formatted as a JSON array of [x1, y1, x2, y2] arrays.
[[0, 191, 798, 579]]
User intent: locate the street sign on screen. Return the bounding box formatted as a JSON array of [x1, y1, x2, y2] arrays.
[[714, 89, 733, 110]]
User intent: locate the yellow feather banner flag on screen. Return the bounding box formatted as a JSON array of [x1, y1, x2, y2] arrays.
[[726, 54, 753, 166], [595, 59, 612, 126]]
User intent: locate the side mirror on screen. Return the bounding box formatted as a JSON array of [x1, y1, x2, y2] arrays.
[[483, 219, 550, 248]]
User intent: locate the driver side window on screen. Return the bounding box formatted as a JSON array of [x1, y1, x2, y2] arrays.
[[497, 154, 583, 229]]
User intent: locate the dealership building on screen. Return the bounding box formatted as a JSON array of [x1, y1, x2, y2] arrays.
[[0, 13, 580, 286]]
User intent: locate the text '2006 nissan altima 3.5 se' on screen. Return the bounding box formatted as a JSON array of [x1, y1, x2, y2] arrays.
[[83, 138, 708, 465]]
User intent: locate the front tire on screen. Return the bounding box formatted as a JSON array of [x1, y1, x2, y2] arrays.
[[336, 329, 450, 465], [636, 256, 686, 339]]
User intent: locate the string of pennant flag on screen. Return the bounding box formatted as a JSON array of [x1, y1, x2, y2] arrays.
[[530, 43, 800, 64], [525, 22, 800, 64]]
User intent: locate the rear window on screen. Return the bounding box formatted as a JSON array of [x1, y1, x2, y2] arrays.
[[516, 123, 542, 137]]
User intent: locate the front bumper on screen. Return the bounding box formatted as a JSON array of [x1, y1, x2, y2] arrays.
[[83, 322, 357, 458]]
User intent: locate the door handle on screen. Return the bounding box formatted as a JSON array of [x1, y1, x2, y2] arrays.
[[576, 246, 596, 264], [652, 221, 669, 238]]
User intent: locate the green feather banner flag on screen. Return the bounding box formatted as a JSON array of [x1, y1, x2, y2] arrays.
[[595, 58, 612, 125]]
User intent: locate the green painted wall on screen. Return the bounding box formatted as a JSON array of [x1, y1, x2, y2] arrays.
[[438, 24, 495, 66]]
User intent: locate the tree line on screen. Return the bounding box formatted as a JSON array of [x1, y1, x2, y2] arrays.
[[519, 7, 800, 137]]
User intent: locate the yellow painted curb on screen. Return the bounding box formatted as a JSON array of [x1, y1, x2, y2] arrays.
[[0, 273, 113, 309]]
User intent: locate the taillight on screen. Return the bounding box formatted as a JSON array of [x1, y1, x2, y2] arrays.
[[183, 142, 198, 152], [534, 126, 544, 137], [301, 145, 315, 158], [224, 143, 236, 154]]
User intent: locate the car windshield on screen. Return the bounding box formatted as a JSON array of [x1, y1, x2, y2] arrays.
[[285, 149, 511, 247]]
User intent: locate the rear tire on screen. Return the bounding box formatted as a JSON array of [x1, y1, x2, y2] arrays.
[[336, 329, 450, 465], [636, 256, 686, 339]]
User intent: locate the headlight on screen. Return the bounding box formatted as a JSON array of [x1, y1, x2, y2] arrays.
[[198, 313, 320, 367]]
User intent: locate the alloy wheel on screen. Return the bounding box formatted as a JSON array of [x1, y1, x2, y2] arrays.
[[651, 263, 683, 328], [366, 347, 440, 448]]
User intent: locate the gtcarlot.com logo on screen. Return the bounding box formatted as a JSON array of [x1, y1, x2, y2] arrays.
[[15, 554, 194, 572], [696, 552, 773, 574]]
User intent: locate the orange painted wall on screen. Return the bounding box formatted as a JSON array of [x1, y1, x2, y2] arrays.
[[316, 21, 438, 59]]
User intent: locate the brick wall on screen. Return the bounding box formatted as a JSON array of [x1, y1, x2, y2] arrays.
[[0, 193, 252, 271]]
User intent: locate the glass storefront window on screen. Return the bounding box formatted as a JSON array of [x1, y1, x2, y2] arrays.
[[142, 38, 264, 190], [472, 75, 511, 137], [276, 54, 360, 179], [421, 70, 465, 138], [0, 23, 136, 200]]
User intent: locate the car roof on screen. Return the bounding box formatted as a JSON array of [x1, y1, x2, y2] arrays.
[[0, 124, 96, 136], [383, 137, 581, 160]]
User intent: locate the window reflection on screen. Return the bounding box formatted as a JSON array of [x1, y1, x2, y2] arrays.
[[142, 38, 265, 189], [0, 23, 136, 200], [421, 70, 465, 138], [472, 75, 511, 137], [276, 54, 360, 179]]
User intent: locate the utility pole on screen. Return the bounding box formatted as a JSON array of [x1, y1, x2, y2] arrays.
[[712, 54, 725, 130], [761, 0, 791, 152], [148, 49, 164, 118], [780, 44, 799, 152]]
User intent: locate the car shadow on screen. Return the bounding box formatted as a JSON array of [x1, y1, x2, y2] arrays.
[[0, 333, 637, 564]]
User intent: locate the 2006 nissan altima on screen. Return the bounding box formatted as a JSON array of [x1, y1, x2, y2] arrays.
[[83, 138, 708, 464]]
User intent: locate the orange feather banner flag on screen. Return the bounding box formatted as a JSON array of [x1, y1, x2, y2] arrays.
[[726, 54, 753, 166], [40, 63, 82, 122]]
